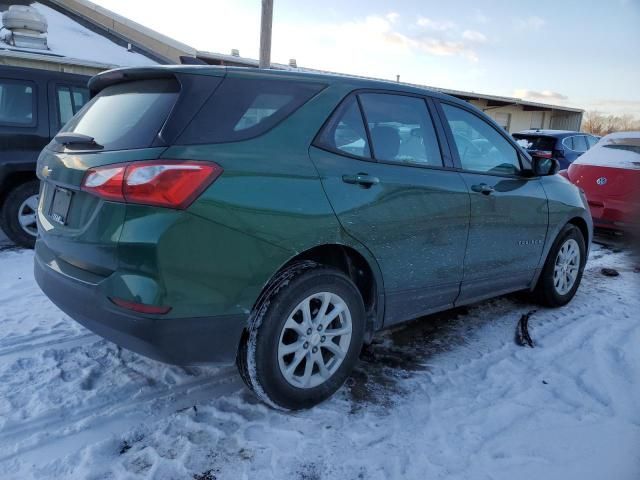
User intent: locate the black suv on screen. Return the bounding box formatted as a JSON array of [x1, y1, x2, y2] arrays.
[[513, 129, 599, 171], [0, 65, 89, 247]]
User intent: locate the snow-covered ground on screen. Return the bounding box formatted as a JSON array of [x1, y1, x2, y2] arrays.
[[0, 243, 638, 479]]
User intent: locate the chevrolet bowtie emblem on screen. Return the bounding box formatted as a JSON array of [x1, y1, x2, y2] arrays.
[[41, 166, 52, 177]]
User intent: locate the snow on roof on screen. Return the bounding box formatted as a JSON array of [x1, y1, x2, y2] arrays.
[[0, 2, 156, 68]]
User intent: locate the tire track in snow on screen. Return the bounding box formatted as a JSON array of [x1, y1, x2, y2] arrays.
[[0, 366, 242, 465], [0, 332, 98, 363]]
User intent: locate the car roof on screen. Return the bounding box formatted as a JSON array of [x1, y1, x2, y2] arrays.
[[89, 65, 479, 112], [0, 64, 90, 81], [514, 129, 582, 138]]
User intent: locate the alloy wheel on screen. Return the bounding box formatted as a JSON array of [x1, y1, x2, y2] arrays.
[[553, 238, 580, 295], [277, 292, 353, 389], [18, 194, 39, 237]]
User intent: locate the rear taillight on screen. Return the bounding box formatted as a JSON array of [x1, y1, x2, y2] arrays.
[[532, 150, 553, 159], [82, 161, 222, 209], [110, 297, 171, 315]]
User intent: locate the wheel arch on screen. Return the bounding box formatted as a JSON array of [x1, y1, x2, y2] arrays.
[[567, 216, 591, 246], [532, 214, 592, 290], [246, 242, 384, 346], [0, 170, 38, 203]]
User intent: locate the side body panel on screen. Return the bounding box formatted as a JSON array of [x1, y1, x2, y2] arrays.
[[153, 82, 385, 322], [456, 174, 549, 303], [310, 145, 470, 325]]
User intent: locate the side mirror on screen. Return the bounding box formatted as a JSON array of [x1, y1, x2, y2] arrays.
[[531, 156, 560, 176]]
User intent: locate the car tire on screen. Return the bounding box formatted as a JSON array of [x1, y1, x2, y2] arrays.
[[533, 224, 586, 307], [0, 180, 39, 249], [237, 261, 365, 410]]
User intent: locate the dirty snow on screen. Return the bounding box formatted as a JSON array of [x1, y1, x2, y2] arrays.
[[0, 3, 156, 67], [0, 243, 638, 479]]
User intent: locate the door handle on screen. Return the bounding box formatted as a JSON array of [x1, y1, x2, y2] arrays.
[[342, 173, 380, 187], [471, 183, 495, 195]]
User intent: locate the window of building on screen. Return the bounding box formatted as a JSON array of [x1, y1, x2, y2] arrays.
[[530, 111, 544, 129]]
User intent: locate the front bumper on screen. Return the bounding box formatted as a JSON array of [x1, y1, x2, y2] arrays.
[[34, 244, 247, 366]]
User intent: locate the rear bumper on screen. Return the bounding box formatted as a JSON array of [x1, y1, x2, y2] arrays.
[[34, 243, 247, 366], [588, 198, 639, 232]]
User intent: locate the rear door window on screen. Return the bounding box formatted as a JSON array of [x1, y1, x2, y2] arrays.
[[56, 85, 90, 127], [0, 79, 36, 126], [178, 77, 325, 144], [359, 93, 443, 166], [60, 79, 179, 150], [315, 96, 371, 158], [586, 135, 599, 148], [564, 135, 588, 152]]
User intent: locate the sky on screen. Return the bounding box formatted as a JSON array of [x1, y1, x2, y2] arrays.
[[93, 0, 640, 116]]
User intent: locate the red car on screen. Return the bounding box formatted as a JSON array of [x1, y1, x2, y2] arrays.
[[560, 132, 640, 233]]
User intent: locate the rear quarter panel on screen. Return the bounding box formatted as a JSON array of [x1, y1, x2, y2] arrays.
[[155, 83, 385, 318]]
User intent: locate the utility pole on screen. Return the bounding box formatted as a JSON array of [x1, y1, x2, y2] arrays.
[[259, 0, 273, 69]]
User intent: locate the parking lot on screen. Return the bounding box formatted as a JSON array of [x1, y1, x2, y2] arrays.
[[0, 239, 638, 479]]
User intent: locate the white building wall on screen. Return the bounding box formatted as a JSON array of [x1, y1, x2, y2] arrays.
[[466, 100, 558, 133]]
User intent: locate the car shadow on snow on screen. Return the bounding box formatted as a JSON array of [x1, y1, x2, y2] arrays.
[[347, 304, 491, 412], [346, 241, 640, 412]]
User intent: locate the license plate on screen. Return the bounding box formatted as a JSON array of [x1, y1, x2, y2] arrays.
[[49, 187, 72, 225]]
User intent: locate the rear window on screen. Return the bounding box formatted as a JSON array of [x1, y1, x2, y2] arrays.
[[603, 144, 640, 155], [178, 77, 325, 144], [513, 134, 556, 151], [60, 79, 179, 150]]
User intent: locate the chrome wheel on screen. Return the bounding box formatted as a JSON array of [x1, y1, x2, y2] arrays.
[[277, 292, 352, 389], [18, 194, 38, 237], [553, 238, 580, 295]]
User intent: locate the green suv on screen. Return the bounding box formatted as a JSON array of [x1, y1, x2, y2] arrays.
[[34, 66, 592, 410]]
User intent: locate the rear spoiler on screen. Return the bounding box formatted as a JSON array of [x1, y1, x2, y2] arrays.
[[88, 65, 226, 95]]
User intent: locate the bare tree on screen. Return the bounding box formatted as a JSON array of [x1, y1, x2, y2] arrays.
[[582, 110, 640, 135]]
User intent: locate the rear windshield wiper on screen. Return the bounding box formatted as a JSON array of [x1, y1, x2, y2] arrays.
[[54, 132, 104, 149]]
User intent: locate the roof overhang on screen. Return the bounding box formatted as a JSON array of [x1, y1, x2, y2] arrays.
[[194, 50, 583, 115]]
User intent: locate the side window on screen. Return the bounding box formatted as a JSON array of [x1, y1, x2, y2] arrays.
[[358, 93, 442, 166], [564, 135, 587, 152], [56, 85, 90, 127], [573, 135, 588, 152], [562, 136, 573, 150], [586, 135, 599, 148], [441, 103, 521, 175], [0, 79, 36, 126], [315, 96, 371, 158], [178, 78, 325, 144], [234, 93, 292, 131]]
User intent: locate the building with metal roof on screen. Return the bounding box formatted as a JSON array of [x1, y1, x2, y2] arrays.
[[1, 0, 583, 132]]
